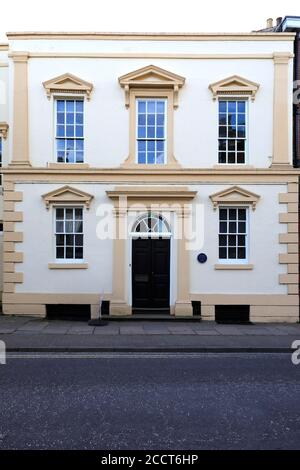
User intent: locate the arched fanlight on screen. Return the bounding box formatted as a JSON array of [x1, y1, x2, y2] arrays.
[[133, 213, 170, 234]]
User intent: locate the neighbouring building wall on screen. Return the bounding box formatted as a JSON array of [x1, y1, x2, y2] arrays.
[[0, 48, 9, 296]]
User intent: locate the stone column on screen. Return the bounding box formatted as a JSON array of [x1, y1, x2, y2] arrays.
[[174, 208, 193, 316], [272, 52, 292, 167], [10, 52, 31, 166], [110, 206, 131, 316]]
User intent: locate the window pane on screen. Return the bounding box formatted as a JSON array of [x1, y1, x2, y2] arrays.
[[66, 101, 74, 112], [75, 221, 83, 233], [57, 126, 64, 137], [57, 113, 65, 124], [66, 209, 73, 219], [138, 127, 146, 138], [237, 126, 245, 138], [229, 222, 236, 233], [238, 222, 246, 233], [228, 152, 236, 164], [66, 247, 74, 259], [56, 208, 64, 219], [138, 152, 146, 164], [219, 247, 227, 259], [219, 101, 226, 113], [65, 221, 73, 233], [76, 126, 83, 137], [147, 127, 155, 138], [75, 247, 83, 259], [228, 235, 236, 246], [76, 152, 84, 163], [219, 209, 227, 220], [228, 247, 236, 259], [228, 102, 236, 113], [156, 101, 165, 113], [237, 114, 245, 125], [148, 152, 155, 164], [237, 153, 245, 164], [56, 235, 64, 246], [75, 234, 83, 246], [219, 153, 226, 163], [219, 235, 227, 246], [66, 126, 74, 137], [147, 101, 155, 113], [238, 101, 245, 113], [66, 113, 74, 124], [76, 101, 83, 112], [219, 113, 226, 125], [156, 127, 164, 138], [56, 221, 64, 233], [138, 101, 146, 113], [75, 209, 82, 220], [220, 222, 227, 233], [157, 114, 164, 125], [238, 247, 246, 259], [56, 247, 64, 259], [76, 113, 83, 124], [238, 209, 246, 220], [229, 209, 237, 220], [147, 114, 155, 125], [138, 114, 146, 125], [219, 127, 227, 138], [57, 100, 65, 112], [238, 235, 246, 245], [66, 234, 74, 246]]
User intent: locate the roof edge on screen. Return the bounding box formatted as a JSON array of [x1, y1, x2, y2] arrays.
[[5, 31, 296, 41]]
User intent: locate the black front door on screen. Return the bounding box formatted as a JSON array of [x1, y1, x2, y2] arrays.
[[132, 238, 170, 310]]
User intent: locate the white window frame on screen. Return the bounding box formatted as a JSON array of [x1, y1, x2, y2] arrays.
[[53, 206, 85, 263], [135, 98, 168, 165], [217, 98, 249, 165], [218, 206, 249, 264], [53, 96, 85, 164]]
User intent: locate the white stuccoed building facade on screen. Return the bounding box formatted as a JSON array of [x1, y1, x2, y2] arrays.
[[0, 31, 299, 322]]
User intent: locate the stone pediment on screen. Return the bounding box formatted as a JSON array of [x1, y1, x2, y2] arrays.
[[42, 185, 94, 209], [43, 73, 93, 100], [210, 186, 260, 210], [119, 65, 185, 108], [209, 75, 260, 101]]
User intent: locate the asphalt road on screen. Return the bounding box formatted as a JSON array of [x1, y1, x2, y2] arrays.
[[0, 352, 299, 450]]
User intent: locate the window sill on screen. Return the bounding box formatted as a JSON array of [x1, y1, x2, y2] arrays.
[[47, 163, 89, 169], [214, 264, 253, 270], [48, 263, 88, 269]]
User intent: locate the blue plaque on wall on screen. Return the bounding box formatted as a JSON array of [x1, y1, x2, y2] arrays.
[[197, 253, 207, 264]]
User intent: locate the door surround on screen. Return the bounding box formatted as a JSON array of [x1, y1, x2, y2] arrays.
[[106, 185, 197, 316], [130, 213, 172, 312]]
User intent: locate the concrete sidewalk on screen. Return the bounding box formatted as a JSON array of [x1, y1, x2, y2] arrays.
[[0, 315, 300, 352]]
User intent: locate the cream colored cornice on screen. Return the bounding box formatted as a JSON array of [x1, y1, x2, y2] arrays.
[[26, 53, 281, 60], [0, 122, 9, 139], [209, 185, 261, 210], [42, 185, 94, 209], [6, 32, 296, 41], [119, 65, 185, 108], [9, 51, 29, 63], [107, 185, 197, 201], [209, 75, 260, 101], [43, 72, 93, 100], [0, 43, 9, 51], [2, 167, 300, 176]]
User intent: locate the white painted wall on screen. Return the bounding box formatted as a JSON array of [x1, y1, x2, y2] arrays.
[[15, 182, 287, 296], [11, 36, 292, 168]]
